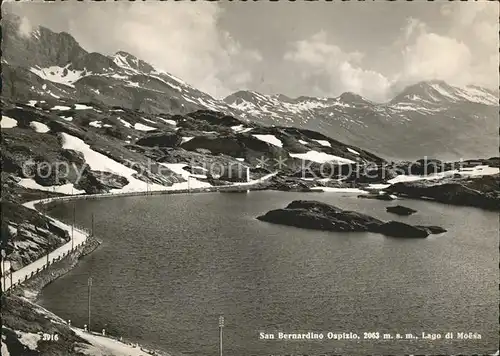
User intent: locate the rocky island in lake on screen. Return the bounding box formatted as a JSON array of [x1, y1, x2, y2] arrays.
[[257, 200, 446, 238], [386, 205, 418, 216]]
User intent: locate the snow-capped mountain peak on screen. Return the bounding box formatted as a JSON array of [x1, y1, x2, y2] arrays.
[[111, 51, 154, 74], [391, 80, 498, 106], [336, 92, 372, 106]]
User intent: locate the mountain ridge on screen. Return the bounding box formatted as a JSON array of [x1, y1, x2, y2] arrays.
[[2, 12, 498, 160], [223, 81, 498, 160]]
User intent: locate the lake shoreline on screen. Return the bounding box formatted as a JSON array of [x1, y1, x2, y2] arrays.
[[6, 174, 289, 356], [36, 189, 499, 355], [9, 175, 499, 355]]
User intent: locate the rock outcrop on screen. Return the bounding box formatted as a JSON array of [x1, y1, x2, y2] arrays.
[[257, 200, 446, 238], [136, 133, 181, 148], [375, 221, 428, 238], [386, 174, 500, 210]]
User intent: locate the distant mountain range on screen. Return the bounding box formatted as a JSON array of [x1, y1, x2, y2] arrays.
[[224, 82, 499, 160], [2, 13, 498, 160]]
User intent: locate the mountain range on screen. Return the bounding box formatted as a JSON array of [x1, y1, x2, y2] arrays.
[[225, 82, 499, 160], [1, 11, 500, 356], [2, 12, 498, 161]]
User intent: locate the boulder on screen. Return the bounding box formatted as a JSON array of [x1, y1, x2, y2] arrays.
[[61, 149, 85, 165], [75, 170, 129, 194], [386, 205, 417, 216]]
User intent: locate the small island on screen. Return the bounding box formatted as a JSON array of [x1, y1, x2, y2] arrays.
[[257, 200, 446, 238], [386, 205, 418, 216]]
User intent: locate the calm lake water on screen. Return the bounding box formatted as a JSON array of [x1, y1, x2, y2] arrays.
[[39, 191, 499, 355]]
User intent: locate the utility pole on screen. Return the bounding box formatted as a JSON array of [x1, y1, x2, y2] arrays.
[[1, 250, 5, 292], [46, 247, 49, 266], [88, 276, 92, 332], [72, 203, 76, 250], [218, 315, 224, 356], [91, 213, 94, 237]]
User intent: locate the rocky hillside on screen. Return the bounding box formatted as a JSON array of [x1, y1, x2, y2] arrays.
[[1, 91, 386, 275], [1, 96, 384, 193], [224, 82, 499, 161]]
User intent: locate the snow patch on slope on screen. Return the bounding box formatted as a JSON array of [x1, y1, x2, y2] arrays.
[[74, 104, 94, 110], [60, 133, 169, 193], [347, 147, 360, 155], [232, 124, 252, 133], [456, 86, 498, 105], [313, 139, 331, 147], [252, 134, 283, 147], [387, 165, 499, 184], [30, 121, 50, 133], [134, 123, 156, 131], [159, 163, 211, 190], [310, 187, 369, 194], [15, 330, 41, 351], [18, 178, 85, 195], [118, 118, 132, 128], [30, 65, 85, 87], [289, 151, 356, 164], [181, 137, 194, 144], [89, 121, 103, 128], [51, 105, 71, 111], [1, 116, 18, 128], [158, 118, 177, 126]]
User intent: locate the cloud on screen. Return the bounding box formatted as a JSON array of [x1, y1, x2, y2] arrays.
[[399, 32, 472, 85], [395, 2, 498, 91], [5, 1, 498, 101], [17, 16, 33, 38], [284, 2, 498, 102], [283, 31, 391, 101]]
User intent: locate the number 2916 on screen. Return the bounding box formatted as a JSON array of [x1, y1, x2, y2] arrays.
[[42, 333, 59, 341]]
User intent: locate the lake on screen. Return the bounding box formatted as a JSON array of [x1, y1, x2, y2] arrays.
[[39, 191, 499, 355]]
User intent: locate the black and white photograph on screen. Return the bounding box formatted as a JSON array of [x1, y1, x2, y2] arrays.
[[1, 0, 499, 355]]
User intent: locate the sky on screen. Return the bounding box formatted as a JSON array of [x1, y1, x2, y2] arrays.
[[4, 0, 499, 102]]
